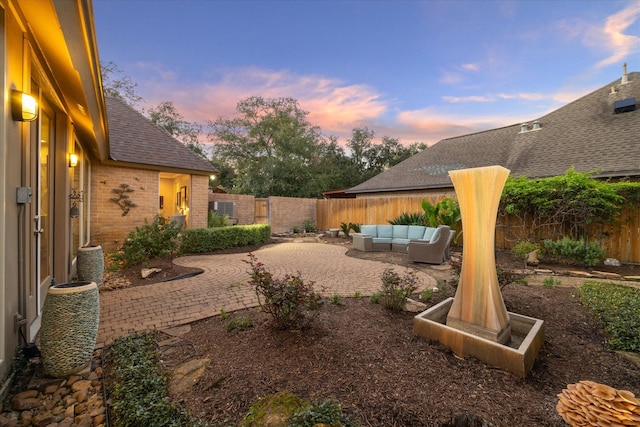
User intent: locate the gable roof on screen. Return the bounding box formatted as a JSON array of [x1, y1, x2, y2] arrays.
[[105, 96, 217, 174], [347, 71, 640, 194]]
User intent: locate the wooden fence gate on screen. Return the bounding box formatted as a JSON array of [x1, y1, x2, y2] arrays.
[[254, 198, 269, 224]]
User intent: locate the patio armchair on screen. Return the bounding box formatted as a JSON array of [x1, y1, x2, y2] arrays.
[[407, 225, 454, 264]]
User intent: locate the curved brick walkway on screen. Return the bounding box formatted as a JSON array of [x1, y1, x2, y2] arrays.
[[96, 242, 436, 348]]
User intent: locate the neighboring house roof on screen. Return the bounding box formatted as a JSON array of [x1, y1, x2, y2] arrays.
[[347, 71, 640, 194], [105, 96, 217, 174]]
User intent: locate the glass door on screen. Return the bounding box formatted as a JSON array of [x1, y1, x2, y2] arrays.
[[31, 97, 54, 316]]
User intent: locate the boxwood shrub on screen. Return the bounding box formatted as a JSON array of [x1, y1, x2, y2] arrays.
[[180, 224, 271, 253]]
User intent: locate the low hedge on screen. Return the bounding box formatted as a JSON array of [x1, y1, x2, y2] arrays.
[[180, 224, 271, 254]]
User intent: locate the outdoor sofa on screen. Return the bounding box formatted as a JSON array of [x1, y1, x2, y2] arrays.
[[352, 224, 454, 264]]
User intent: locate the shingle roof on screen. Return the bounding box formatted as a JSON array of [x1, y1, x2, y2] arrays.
[[347, 72, 640, 194], [105, 96, 217, 174]]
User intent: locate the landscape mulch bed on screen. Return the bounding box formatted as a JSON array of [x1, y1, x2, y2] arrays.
[[141, 239, 640, 427], [102, 238, 640, 426]]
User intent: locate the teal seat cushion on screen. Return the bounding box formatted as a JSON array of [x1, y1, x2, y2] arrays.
[[372, 237, 392, 244], [429, 227, 442, 243], [360, 225, 377, 237], [392, 225, 409, 239], [378, 225, 394, 238], [408, 225, 426, 240], [423, 227, 436, 241]]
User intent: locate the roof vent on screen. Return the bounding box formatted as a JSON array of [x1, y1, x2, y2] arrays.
[[614, 97, 636, 114], [621, 63, 629, 85], [520, 123, 529, 133], [532, 120, 542, 130]]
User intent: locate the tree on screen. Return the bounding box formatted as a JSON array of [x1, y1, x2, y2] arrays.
[[208, 96, 337, 198], [101, 61, 143, 108], [347, 127, 426, 182], [148, 101, 208, 158]]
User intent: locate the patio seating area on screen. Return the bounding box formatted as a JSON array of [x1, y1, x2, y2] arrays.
[[352, 224, 455, 264]]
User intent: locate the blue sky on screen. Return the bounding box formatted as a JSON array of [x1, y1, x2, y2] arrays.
[[93, 0, 640, 146]]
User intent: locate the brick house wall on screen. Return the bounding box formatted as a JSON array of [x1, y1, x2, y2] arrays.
[[190, 175, 209, 228], [91, 164, 159, 253], [91, 164, 210, 253]]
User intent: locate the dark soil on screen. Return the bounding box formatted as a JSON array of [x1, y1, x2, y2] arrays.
[[127, 237, 640, 426]]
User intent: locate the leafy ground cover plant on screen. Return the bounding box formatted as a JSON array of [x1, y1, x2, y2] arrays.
[[245, 253, 324, 329], [578, 281, 640, 352], [288, 399, 357, 427], [378, 268, 419, 311], [107, 332, 204, 427]]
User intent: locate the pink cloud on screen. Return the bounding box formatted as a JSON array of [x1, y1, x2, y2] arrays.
[[396, 108, 533, 145]]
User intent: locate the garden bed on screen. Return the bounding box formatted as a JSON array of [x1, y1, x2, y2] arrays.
[[158, 279, 639, 426]]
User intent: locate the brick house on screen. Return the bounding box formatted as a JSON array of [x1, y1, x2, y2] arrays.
[[91, 97, 218, 253]]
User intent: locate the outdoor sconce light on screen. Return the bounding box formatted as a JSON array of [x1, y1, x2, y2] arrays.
[[69, 153, 79, 168], [69, 189, 83, 218], [11, 90, 38, 122]]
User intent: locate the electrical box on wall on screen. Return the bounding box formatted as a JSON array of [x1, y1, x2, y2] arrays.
[[16, 187, 32, 204]]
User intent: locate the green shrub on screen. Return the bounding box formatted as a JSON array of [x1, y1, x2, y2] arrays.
[[369, 292, 380, 304], [388, 212, 426, 225], [289, 399, 357, 427], [339, 222, 360, 237], [579, 281, 640, 352], [379, 268, 419, 311], [512, 240, 543, 260], [544, 237, 606, 267], [110, 215, 181, 267], [207, 211, 229, 228], [303, 219, 317, 232], [245, 253, 324, 330], [227, 316, 253, 332], [542, 277, 561, 287], [420, 289, 433, 301], [108, 333, 204, 427], [330, 294, 343, 305], [180, 224, 271, 253]]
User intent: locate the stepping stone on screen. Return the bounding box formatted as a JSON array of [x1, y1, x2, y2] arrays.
[[568, 271, 593, 278], [161, 325, 191, 337], [169, 358, 210, 395], [591, 271, 622, 279]]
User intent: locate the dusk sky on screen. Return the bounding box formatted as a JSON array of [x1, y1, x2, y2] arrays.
[[93, 0, 640, 146]]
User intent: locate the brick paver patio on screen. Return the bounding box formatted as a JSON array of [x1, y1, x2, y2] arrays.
[[96, 242, 437, 348]]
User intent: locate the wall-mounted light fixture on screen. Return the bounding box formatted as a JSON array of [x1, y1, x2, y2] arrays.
[[11, 90, 38, 122], [69, 153, 79, 168], [69, 189, 83, 218]]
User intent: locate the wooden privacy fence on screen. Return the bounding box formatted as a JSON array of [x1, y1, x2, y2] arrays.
[[317, 197, 640, 263]]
